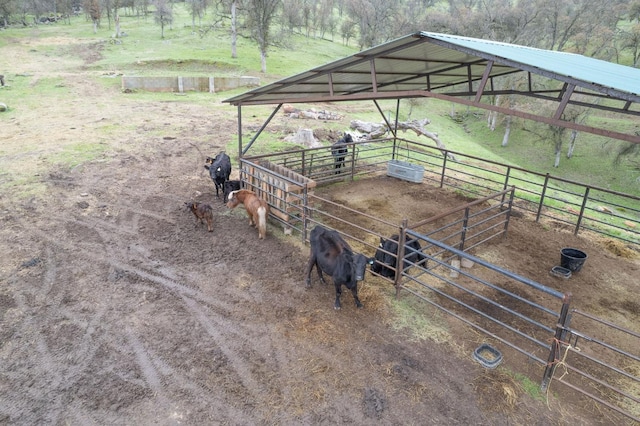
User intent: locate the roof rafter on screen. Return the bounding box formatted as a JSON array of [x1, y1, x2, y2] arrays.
[[224, 31, 640, 145]]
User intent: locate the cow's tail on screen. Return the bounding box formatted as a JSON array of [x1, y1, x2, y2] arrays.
[[258, 206, 267, 239]]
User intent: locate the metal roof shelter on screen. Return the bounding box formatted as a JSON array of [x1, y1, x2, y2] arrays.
[[224, 31, 640, 155]]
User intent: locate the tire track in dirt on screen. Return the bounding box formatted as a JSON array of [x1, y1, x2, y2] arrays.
[[9, 208, 278, 414], [3, 245, 78, 424]]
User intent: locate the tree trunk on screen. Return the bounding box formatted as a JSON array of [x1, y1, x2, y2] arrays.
[[351, 118, 457, 161], [501, 115, 512, 147], [231, 0, 237, 59], [489, 95, 500, 131], [567, 130, 578, 158], [115, 14, 120, 37], [554, 141, 562, 167], [260, 49, 267, 73]]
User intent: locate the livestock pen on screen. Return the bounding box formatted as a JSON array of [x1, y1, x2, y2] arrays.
[[240, 138, 640, 247], [237, 138, 640, 423]]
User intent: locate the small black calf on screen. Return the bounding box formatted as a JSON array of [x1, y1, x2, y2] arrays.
[[223, 180, 242, 202], [371, 234, 427, 279]]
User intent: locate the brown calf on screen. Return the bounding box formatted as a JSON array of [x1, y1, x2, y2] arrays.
[[184, 201, 214, 232]]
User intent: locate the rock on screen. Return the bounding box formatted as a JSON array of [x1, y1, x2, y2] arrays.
[[596, 205, 613, 214], [450, 259, 460, 278], [461, 258, 474, 268]]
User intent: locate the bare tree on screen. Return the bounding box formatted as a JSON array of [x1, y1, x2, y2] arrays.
[[112, 0, 123, 37], [620, 22, 640, 67], [345, 0, 399, 49], [339, 18, 356, 45], [230, 0, 238, 57], [85, 0, 100, 33], [281, 0, 303, 34], [245, 0, 281, 73], [153, 0, 172, 38], [0, 0, 18, 27], [187, 0, 209, 32]]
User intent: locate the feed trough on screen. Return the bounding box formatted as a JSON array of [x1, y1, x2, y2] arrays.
[[386, 160, 424, 183], [560, 248, 587, 273], [550, 265, 572, 279], [473, 344, 503, 369]]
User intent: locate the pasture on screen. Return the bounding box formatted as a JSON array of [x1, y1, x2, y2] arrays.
[[1, 30, 639, 425]]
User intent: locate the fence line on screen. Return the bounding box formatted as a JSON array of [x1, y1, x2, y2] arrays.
[[239, 145, 640, 422], [244, 138, 639, 247]]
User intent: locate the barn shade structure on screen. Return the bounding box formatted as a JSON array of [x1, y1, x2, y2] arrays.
[[222, 33, 640, 421], [224, 31, 640, 156]]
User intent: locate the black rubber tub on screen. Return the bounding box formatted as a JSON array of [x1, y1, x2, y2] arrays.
[[560, 248, 587, 273]]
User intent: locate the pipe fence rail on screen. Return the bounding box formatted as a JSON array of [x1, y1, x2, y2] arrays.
[[244, 137, 639, 247], [239, 142, 639, 422]]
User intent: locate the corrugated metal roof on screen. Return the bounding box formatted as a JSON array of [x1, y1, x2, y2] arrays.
[[425, 32, 640, 97], [224, 31, 640, 144], [225, 32, 640, 105]]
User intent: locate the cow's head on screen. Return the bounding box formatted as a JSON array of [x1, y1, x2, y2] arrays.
[[354, 253, 374, 281]]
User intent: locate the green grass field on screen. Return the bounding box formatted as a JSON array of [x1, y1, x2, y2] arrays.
[[1, 5, 639, 198]]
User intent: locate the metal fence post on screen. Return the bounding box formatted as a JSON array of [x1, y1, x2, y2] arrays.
[[395, 219, 408, 298], [503, 187, 515, 239], [501, 166, 511, 205], [459, 207, 470, 252], [536, 174, 550, 222], [575, 187, 590, 236], [541, 292, 573, 392], [440, 154, 448, 188]]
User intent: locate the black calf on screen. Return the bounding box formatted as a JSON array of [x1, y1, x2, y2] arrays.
[[223, 180, 242, 202], [371, 234, 427, 279]]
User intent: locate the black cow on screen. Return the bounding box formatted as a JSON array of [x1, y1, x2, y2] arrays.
[[223, 179, 242, 203], [331, 132, 352, 174], [305, 225, 373, 310], [204, 152, 231, 200], [371, 234, 427, 279]]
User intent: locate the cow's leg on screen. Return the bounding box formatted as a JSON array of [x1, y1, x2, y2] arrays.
[[350, 287, 363, 309], [304, 255, 316, 287], [316, 266, 327, 285], [334, 283, 342, 310]]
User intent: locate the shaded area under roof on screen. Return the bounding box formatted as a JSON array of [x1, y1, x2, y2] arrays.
[[225, 31, 640, 144]]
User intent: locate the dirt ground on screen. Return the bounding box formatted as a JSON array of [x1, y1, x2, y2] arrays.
[[1, 35, 639, 425]]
